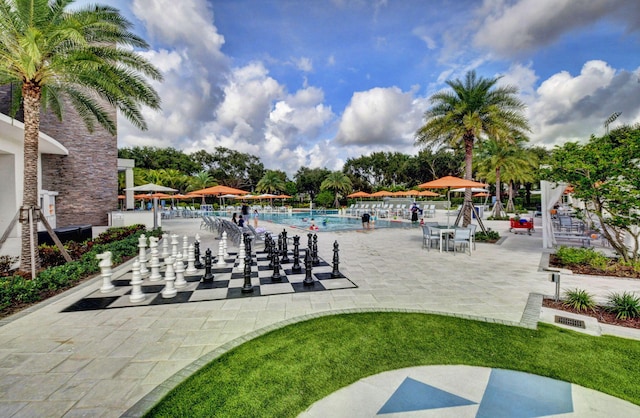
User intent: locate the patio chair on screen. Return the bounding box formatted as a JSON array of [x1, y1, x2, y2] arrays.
[[467, 224, 477, 250], [426, 204, 436, 218], [452, 228, 472, 255], [422, 225, 442, 251]]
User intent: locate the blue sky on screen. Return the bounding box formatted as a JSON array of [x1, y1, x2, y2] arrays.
[[102, 0, 640, 175]]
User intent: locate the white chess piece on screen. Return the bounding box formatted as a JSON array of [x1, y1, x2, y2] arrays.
[[129, 259, 146, 303], [185, 244, 198, 275], [138, 234, 149, 277], [97, 251, 114, 293], [161, 233, 170, 259], [216, 241, 226, 265], [171, 234, 179, 259], [149, 236, 162, 282], [182, 236, 189, 266], [161, 256, 177, 298], [174, 253, 187, 288], [222, 231, 229, 258], [237, 239, 245, 268]]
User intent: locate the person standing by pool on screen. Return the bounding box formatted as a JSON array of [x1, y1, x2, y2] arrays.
[[361, 212, 371, 229], [253, 209, 259, 227], [231, 213, 238, 225]]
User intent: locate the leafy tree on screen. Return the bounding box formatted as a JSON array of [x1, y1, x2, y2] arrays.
[[0, 0, 162, 272], [409, 147, 464, 184], [544, 125, 640, 262], [195, 147, 264, 190], [314, 190, 334, 208], [188, 171, 217, 193], [415, 70, 529, 225], [295, 167, 331, 200], [501, 147, 537, 212], [118, 146, 201, 174], [321, 171, 353, 208], [256, 170, 286, 194]]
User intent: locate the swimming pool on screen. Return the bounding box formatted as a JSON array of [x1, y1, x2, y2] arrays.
[[256, 212, 409, 232]]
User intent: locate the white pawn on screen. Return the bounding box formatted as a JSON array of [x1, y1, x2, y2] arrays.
[[161, 256, 177, 298], [138, 234, 149, 277], [185, 244, 198, 275], [222, 231, 229, 258], [161, 233, 170, 259], [174, 253, 187, 288], [216, 241, 226, 265], [195, 233, 200, 243], [237, 239, 245, 268], [171, 234, 179, 259], [129, 259, 146, 303], [97, 251, 114, 293], [149, 237, 162, 282], [182, 236, 189, 265]]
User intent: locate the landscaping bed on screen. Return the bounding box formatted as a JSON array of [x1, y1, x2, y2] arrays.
[[549, 247, 640, 279], [542, 299, 640, 329]]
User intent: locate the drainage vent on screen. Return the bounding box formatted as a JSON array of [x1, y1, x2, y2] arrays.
[[554, 316, 586, 329]]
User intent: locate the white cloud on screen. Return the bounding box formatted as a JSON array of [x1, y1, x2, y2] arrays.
[[293, 57, 314, 72], [334, 87, 425, 149], [473, 0, 636, 57], [526, 60, 640, 146], [412, 26, 437, 49]]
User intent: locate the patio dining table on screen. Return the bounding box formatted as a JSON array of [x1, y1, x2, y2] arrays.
[[430, 225, 472, 253]]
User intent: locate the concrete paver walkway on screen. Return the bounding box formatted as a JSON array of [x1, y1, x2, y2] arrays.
[[1, 213, 639, 417]]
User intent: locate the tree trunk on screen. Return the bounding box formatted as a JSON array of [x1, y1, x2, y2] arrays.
[[506, 181, 515, 212], [492, 167, 503, 218], [462, 133, 474, 226], [20, 83, 43, 273]]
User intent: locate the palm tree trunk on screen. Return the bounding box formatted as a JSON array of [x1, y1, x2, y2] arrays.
[[492, 167, 503, 218], [506, 181, 515, 212], [462, 134, 474, 226], [20, 83, 43, 273]]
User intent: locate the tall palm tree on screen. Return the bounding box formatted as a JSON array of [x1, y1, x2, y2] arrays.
[[415, 70, 529, 225], [188, 170, 216, 204], [321, 171, 353, 208], [502, 148, 538, 213], [256, 170, 286, 194], [0, 0, 162, 273], [474, 136, 530, 217]]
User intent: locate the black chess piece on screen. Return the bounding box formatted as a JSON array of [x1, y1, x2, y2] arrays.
[[291, 235, 301, 273], [281, 231, 290, 264], [241, 249, 253, 293], [271, 247, 282, 282], [303, 249, 314, 286], [277, 234, 283, 257], [203, 248, 214, 282], [307, 233, 313, 251], [331, 240, 341, 278], [194, 240, 204, 269], [312, 234, 320, 266], [267, 235, 274, 269]]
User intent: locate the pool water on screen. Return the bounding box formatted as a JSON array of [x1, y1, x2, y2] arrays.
[[257, 212, 409, 232]]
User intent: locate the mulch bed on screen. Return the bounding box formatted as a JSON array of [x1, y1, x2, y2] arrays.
[[542, 299, 640, 329], [549, 254, 640, 279]]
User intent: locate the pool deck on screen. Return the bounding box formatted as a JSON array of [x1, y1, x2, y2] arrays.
[[1, 212, 640, 417]]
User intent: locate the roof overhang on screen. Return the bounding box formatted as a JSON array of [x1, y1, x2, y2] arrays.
[[0, 112, 69, 155]]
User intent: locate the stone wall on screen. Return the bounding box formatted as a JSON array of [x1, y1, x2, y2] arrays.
[[0, 86, 118, 227]]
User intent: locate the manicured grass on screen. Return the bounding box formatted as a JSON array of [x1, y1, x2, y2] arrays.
[[145, 313, 640, 417]]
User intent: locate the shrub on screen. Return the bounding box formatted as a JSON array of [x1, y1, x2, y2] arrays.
[[555, 247, 609, 270], [563, 288, 596, 312], [0, 255, 18, 277], [474, 231, 500, 242], [607, 292, 640, 320]]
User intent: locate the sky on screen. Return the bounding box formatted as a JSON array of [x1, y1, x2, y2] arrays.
[[98, 0, 640, 175]]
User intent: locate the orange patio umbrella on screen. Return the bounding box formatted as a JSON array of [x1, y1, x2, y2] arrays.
[[347, 191, 371, 198], [473, 192, 490, 197], [418, 175, 488, 189], [371, 190, 393, 197], [417, 190, 439, 197], [275, 194, 292, 199], [189, 185, 249, 196]]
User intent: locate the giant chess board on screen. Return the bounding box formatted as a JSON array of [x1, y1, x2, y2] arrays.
[[62, 248, 357, 312]]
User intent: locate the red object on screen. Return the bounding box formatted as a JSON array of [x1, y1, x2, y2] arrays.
[[510, 218, 534, 235]]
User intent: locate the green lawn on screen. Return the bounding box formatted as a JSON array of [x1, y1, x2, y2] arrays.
[[145, 313, 640, 417]]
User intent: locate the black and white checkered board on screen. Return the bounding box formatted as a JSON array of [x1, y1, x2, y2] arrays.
[[61, 249, 356, 312]]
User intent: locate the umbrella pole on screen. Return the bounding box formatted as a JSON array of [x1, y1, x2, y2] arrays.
[[153, 197, 158, 230]]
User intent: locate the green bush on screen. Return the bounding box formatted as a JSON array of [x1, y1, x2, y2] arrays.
[[563, 288, 596, 312], [0, 255, 18, 277], [555, 247, 609, 270], [607, 292, 640, 320], [474, 230, 500, 241]]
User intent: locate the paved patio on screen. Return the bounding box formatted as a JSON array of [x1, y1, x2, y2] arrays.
[[1, 212, 639, 417]]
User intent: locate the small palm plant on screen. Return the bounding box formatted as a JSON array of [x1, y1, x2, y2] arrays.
[[607, 292, 640, 320], [563, 288, 596, 312]]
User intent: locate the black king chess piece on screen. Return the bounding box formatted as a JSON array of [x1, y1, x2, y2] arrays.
[[291, 235, 301, 273], [281, 230, 290, 263], [202, 248, 214, 282], [241, 246, 253, 293], [303, 249, 314, 286], [194, 240, 204, 269]]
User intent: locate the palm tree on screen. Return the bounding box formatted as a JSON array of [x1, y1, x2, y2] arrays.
[[321, 172, 353, 208], [256, 170, 286, 194], [416, 70, 529, 225], [502, 148, 538, 213], [0, 0, 162, 273], [474, 136, 530, 217], [188, 170, 216, 204]]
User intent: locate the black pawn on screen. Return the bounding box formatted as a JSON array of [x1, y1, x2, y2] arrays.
[[303, 249, 314, 286], [194, 240, 204, 269], [277, 234, 283, 256], [271, 249, 282, 282], [331, 240, 341, 278], [307, 233, 313, 252], [291, 235, 301, 273], [312, 234, 320, 266], [267, 236, 274, 269], [241, 249, 253, 293], [281, 232, 290, 264], [203, 248, 214, 282]]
